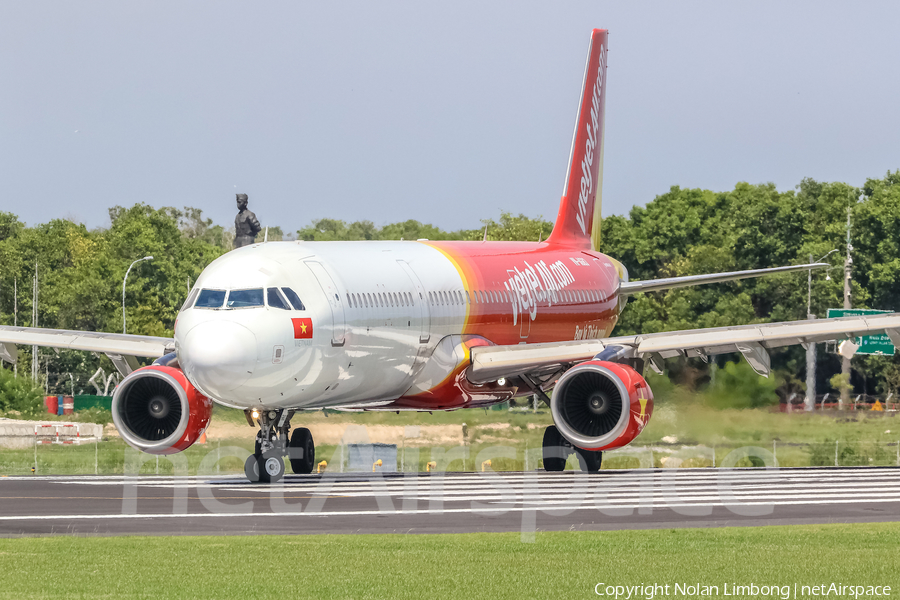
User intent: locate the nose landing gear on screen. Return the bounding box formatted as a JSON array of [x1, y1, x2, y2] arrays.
[[243, 409, 317, 483]]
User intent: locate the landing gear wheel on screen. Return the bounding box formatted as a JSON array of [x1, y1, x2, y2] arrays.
[[542, 425, 568, 472], [258, 452, 285, 483], [244, 455, 260, 482], [289, 428, 316, 474], [576, 448, 603, 472]]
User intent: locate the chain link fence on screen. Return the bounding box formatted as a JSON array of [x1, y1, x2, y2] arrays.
[[2, 433, 898, 476]]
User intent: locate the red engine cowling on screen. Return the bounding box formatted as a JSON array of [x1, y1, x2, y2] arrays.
[[550, 360, 653, 452], [111, 365, 212, 455]]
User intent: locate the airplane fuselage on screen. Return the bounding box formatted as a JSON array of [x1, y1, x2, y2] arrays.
[[174, 240, 624, 412]]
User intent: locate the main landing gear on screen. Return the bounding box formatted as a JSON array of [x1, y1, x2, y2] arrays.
[[243, 409, 317, 483], [541, 425, 603, 473]]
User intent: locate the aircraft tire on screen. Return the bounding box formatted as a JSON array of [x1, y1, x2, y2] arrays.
[[576, 448, 603, 472], [244, 455, 260, 482], [542, 425, 568, 472], [258, 452, 285, 483], [289, 427, 316, 474]]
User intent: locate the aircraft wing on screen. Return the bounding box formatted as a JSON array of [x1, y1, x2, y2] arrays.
[[0, 325, 174, 375], [468, 313, 900, 383]]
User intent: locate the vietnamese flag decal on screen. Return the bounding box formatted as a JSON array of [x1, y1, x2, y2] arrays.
[[292, 318, 313, 339]]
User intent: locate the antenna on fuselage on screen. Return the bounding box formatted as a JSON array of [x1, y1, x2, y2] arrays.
[[264, 227, 268, 243], [483, 224, 488, 242]]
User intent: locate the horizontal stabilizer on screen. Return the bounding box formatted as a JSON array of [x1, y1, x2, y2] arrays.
[[618, 262, 829, 296]]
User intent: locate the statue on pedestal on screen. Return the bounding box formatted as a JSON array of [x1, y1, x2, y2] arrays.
[[233, 193, 261, 248]]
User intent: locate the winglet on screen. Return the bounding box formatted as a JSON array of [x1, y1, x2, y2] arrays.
[[547, 29, 608, 250]]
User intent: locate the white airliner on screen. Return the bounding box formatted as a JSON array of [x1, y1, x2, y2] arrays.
[[2, 29, 898, 482]]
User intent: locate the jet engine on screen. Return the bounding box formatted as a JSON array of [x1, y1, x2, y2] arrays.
[[112, 365, 212, 455], [550, 360, 653, 452]]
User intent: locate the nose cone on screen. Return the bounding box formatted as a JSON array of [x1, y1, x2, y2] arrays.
[[179, 321, 258, 398]]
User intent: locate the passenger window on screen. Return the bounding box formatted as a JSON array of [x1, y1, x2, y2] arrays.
[[195, 289, 226, 309], [227, 288, 264, 308], [267, 288, 290, 310], [281, 287, 306, 311], [181, 288, 199, 312]]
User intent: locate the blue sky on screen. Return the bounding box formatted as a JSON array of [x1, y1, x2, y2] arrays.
[[2, 1, 898, 232]]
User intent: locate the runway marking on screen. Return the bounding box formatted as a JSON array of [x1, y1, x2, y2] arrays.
[[1, 467, 898, 522], [1, 496, 899, 522]]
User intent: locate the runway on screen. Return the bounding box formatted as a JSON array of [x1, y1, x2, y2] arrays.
[[1, 467, 898, 536]]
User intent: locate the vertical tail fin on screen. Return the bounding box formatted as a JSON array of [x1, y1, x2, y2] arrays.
[[546, 29, 608, 250]]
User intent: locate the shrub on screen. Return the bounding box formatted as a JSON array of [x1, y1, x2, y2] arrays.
[[704, 361, 780, 410], [0, 368, 45, 417]]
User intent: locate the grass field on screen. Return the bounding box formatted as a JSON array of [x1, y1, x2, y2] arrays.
[[3, 403, 899, 475], [0, 523, 897, 599]]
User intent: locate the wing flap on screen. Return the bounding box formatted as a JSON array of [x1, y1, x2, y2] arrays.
[[0, 325, 174, 360]]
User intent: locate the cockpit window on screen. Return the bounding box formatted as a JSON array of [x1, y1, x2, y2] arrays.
[[281, 287, 306, 310], [226, 288, 264, 308], [267, 287, 289, 310], [181, 288, 199, 312], [195, 289, 226, 309]]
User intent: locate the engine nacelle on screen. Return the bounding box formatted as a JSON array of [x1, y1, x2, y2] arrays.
[[550, 360, 653, 452], [112, 365, 212, 455]]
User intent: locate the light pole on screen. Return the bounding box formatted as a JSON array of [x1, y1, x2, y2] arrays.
[[840, 202, 857, 409], [806, 249, 838, 411], [123, 256, 153, 334]]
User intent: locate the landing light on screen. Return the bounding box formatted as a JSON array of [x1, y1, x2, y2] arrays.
[[251, 409, 260, 420], [497, 378, 507, 386]]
